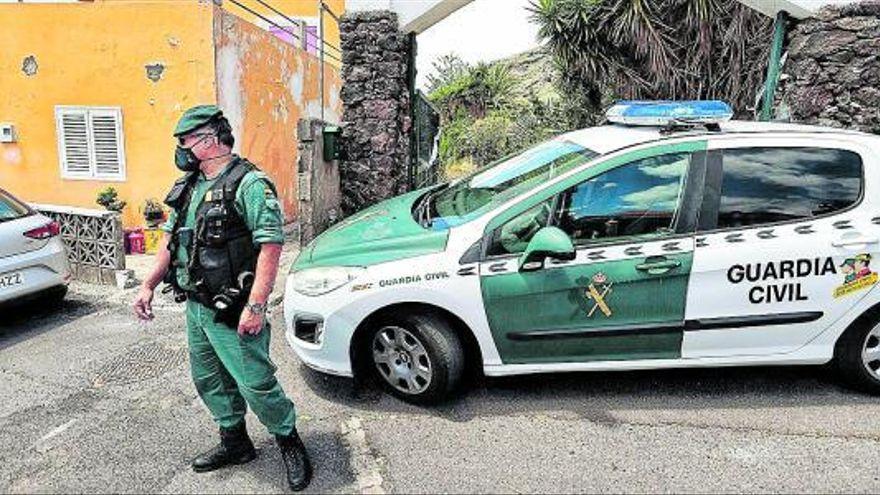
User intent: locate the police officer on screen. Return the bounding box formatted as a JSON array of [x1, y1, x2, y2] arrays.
[[133, 105, 312, 491]]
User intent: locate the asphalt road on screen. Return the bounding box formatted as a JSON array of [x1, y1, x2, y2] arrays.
[[2, 278, 880, 493]]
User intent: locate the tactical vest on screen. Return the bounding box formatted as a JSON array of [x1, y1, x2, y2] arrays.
[[164, 157, 266, 314]]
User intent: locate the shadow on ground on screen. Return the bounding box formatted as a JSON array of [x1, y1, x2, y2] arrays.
[[300, 361, 873, 422], [0, 295, 102, 351]]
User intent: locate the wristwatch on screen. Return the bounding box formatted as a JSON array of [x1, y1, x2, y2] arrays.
[[246, 302, 268, 316]]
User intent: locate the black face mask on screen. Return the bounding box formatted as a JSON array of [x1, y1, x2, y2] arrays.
[[174, 145, 200, 172]]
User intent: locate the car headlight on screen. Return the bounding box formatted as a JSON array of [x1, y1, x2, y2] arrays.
[[290, 266, 365, 297]]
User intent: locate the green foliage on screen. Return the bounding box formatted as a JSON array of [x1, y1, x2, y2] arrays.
[[143, 198, 163, 214], [425, 54, 470, 95], [143, 198, 165, 227], [430, 61, 517, 121], [96, 187, 126, 212], [426, 0, 773, 179], [429, 53, 578, 179], [529, 0, 774, 120]]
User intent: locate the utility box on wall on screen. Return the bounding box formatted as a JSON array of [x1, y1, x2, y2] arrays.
[[322, 125, 342, 161], [0, 123, 17, 143]]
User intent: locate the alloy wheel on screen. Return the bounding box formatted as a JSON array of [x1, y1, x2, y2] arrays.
[[861, 323, 880, 380], [372, 326, 433, 394]]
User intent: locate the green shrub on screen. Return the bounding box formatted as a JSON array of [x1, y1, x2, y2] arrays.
[[96, 187, 126, 212]]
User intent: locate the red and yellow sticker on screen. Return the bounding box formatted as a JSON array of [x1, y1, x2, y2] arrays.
[[834, 253, 877, 298]]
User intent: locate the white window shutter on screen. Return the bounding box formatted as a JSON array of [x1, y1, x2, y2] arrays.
[[55, 106, 126, 181], [89, 109, 125, 180], [57, 108, 91, 178]]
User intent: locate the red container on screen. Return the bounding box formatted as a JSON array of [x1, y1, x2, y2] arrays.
[[128, 230, 145, 254], [123, 227, 141, 254]]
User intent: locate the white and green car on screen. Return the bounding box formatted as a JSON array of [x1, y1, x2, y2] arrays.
[[284, 101, 880, 404]]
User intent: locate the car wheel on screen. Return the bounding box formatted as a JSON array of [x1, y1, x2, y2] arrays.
[[368, 313, 464, 404], [836, 317, 880, 395]]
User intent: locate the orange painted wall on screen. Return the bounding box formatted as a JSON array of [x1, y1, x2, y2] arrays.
[[214, 6, 343, 223], [0, 1, 216, 227]]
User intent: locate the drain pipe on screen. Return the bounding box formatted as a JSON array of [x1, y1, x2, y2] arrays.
[[759, 10, 789, 121]]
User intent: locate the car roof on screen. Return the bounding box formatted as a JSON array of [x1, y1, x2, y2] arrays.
[[561, 120, 870, 155]]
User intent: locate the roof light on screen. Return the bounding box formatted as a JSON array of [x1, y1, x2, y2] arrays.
[[606, 100, 733, 126]]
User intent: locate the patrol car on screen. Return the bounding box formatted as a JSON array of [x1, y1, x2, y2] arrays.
[[284, 101, 880, 404]]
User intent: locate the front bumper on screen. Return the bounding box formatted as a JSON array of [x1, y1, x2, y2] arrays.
[[283, 276, 358, 377]]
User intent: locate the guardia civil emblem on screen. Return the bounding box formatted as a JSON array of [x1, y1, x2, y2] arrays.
[[586, 272, 613, 317]]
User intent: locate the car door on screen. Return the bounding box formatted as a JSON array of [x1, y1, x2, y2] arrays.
[[683, 136, 876, 358], [479, 142, 706, 364]]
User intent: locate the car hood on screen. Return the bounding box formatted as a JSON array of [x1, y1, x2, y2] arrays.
[[292, 189, 449, 271]]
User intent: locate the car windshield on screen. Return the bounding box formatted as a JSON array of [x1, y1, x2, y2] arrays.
[[419, 140, 598, 229], [0, 189, 31, 223]]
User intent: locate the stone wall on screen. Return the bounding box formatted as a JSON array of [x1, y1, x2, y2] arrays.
[[339, 10, 412, 215], [782, 1, 880, 132]]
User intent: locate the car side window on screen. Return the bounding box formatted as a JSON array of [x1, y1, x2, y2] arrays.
[[486, 200, 553, 256], [711, 147, 863, 230], [553, 152, 690, 245]]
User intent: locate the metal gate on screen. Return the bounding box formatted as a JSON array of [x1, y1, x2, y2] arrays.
[[410, 89, 441, 189]]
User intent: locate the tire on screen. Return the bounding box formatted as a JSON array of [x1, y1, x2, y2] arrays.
[[836, 317, 880, 395], [367, 312, 465, 405]]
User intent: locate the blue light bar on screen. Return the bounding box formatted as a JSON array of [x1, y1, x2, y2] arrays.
[[606, 100, 733, 126]]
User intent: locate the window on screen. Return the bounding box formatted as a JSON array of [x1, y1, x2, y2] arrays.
[[0, 189, 31, 222], [55, 106, 126, 181], [555, 153, 690, 245], [486, 153, 690, 256], [713, 147, 862, 230], [424, 140, 598, 229], [487, 200, 553, 256]]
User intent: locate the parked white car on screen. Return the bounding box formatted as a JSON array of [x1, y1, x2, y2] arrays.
[[0, 188, 70, 307], [284, 101, 880, 403]]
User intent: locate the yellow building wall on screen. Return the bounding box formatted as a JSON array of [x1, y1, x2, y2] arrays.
[[0, 1, 216, 227]]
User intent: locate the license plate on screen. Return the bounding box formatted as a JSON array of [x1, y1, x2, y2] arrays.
[[0, 272, 24, 291]]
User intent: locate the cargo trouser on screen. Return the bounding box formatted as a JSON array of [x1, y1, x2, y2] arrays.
[[186, 300, 296, 436]]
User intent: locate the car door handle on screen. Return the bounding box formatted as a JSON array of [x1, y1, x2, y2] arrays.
[[635, 257, 681, 275], [832, 236, 879, 248], [488, 262, 508, 273]]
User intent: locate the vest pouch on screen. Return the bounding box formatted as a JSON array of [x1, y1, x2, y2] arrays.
[[164, 173, 196, 209], [196, 245, 234, 295], [226, 235, 257, 277], [203, 202, 227, 248]]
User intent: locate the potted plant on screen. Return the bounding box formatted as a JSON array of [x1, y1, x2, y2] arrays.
[[143, 198, 165, 228], [96, 187, 126, 212]]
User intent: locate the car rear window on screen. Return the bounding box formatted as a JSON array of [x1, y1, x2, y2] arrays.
[[0, 190, 32, 222], [712, 147, 863, 230]]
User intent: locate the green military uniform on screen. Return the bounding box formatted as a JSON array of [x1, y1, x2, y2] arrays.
[[162, 153, 296, 437]]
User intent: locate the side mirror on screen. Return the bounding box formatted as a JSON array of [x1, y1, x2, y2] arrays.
[[519, 226, 576, 272]]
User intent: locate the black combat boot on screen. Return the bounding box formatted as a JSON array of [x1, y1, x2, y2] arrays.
[[276, 429, 312, 492], [191, 422, 257, 473]]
